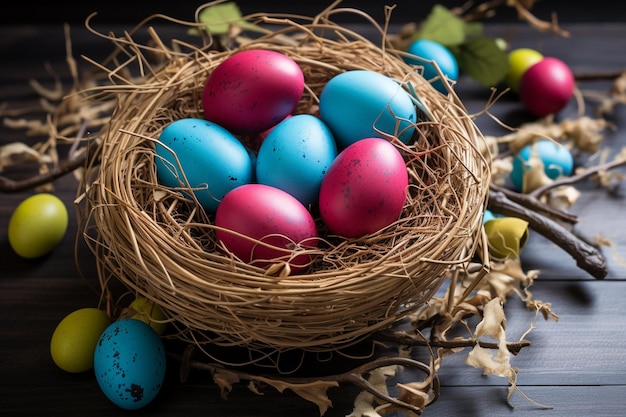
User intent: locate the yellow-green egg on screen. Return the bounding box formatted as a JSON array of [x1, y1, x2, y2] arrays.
[[8, 193, 68, 258], [484, 217, 530, 259], [505, 47, 543, 92], [127, 296, 168, 336], [50, 307, 112, 373]]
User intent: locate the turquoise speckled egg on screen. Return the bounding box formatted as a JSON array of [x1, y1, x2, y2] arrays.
[[154, 118, 253, 212], [94, 318, 166, 410]]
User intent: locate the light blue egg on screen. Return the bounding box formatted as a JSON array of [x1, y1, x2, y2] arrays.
[[483, 209, 496, 224], [93, 319, 166, 410], [319, 70, 417, 149], [256, 114, 337, 209], [154, 118, 252, 212], [510, 139, 574, 192], [404, 39, 459, 94]]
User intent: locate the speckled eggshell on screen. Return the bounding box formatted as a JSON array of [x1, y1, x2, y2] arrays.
[[154, 117, 253, 213], [202, 49, 304, 135], [215, 183, 318, 273], [318, 137, 409, 239], [94, 318, 166, 410]]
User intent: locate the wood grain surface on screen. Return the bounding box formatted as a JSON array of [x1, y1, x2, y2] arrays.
[[1, 10, 626, 417]]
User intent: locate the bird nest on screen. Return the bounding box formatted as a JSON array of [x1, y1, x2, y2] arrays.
[[76, 4, 491, 363]]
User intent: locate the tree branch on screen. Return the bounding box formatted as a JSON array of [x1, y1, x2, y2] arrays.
[[488, 185, 607, 279], [0, 139, 99, 193]]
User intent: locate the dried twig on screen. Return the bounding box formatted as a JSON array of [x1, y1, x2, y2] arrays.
[[169, 346, 438, 416], [488, 184, 607, 279], [375, 329, 531, 356], [0, 138, 100, 192]]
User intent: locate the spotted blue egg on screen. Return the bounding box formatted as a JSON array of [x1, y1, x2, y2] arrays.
[[256, 114, 337, 208], [93, 318, 166, 410], [154, 117, 253, 212]]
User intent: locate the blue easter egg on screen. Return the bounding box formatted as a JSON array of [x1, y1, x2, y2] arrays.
[[256, 114, 337, 208], [94, 319, 166, 410], [154, 118, 253, 212], [319, 70, 418, 149], [510, 139, 574, 192], [404, 39, 459, 94]]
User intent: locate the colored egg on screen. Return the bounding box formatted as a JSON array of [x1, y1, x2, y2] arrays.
[[504, 47, 544, 92], [8, 193, 68, 259], [484, 216, 530, 259], [215, 183, 318, 273], [256, 114, 337, 208], [319, 70, 417, 149], [482, 209, 496, 224], [404, 38, 459, 94], [127, 296, 168, 336], [154, 117, 253, 212], [510, 139, 574, 192], [94, 318, 166, 410], [518, 57, 574, 117], [319, 137, 408, 239], [50, 308, 112, 373], [202, 49, 304, 135]]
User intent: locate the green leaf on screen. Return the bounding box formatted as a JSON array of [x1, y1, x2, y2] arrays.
[[192, 1, 256, 36], [455, 36, 509, 87], [463, 21, 484, 38], [414, 4, 467, 46]]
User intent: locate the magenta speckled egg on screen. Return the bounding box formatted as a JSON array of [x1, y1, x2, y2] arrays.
[[318, 137, 408, 239], [215, 183, 318, 273], [202, 49, 304, 135]]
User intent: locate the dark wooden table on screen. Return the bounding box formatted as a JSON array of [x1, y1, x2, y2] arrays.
[[2, 9, 626, 417]]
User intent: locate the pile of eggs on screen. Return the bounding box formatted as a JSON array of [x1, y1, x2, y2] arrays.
[[505, 47, 575, 117], [483, 137, 575, 260], [487, 49, 576, 258], [50, 298, 169, 410], [155, 48, 421, 273]]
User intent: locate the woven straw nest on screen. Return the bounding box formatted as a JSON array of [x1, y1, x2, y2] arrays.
[[79, 5, 491, 359]]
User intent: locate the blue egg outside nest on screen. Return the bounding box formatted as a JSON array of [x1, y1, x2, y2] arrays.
[[404, 39, 459, 94], [510, 139, 574, 192]]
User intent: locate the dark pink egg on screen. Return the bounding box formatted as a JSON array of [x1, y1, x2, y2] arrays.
[[202, 49, 304, 135], [518, 57, 574, 117], [215, 183, 318, 274], [319, 137, 408, 239]]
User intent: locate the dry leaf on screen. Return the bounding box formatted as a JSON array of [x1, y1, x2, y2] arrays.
[[0, 141, 53, 171], [255, 377, 338, 416], [211, 367, 241, 399]]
